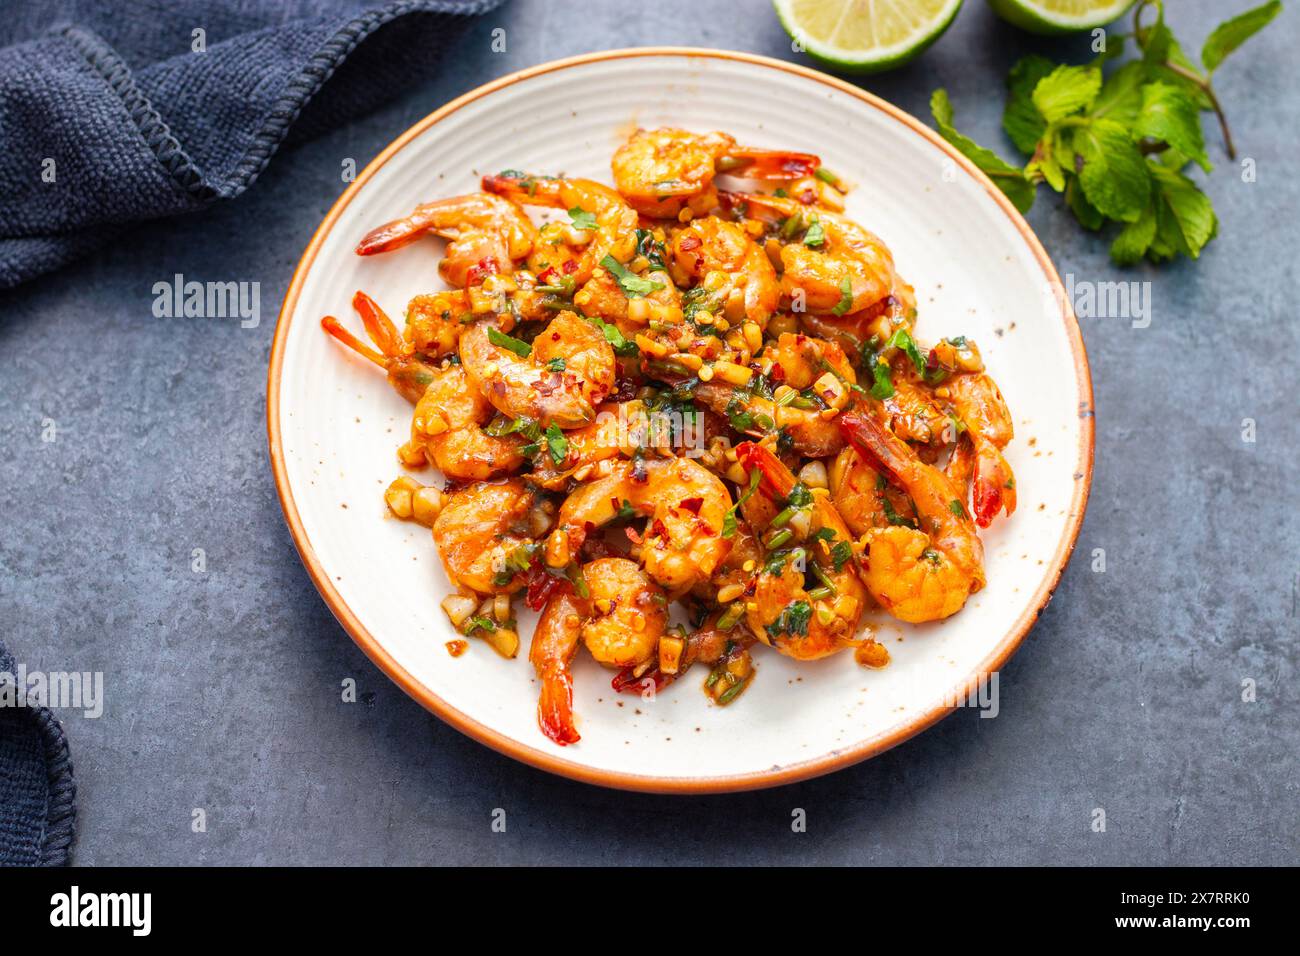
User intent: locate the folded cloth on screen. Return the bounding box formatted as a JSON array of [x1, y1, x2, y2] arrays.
[[0, 0, 504, 289], [0, 641, 76, 865]]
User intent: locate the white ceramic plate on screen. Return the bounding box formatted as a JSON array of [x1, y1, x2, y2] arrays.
[[269, 49, 1093, 792]]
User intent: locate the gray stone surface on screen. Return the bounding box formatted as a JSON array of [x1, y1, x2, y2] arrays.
[[1, 0, 1295, 865]]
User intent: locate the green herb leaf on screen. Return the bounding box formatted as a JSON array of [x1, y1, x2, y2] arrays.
[[567, 206, 598, 231], [545, 357, 566, 373], [585, 314, 638, 356], [930, 89, 1035, 213], [465, 615, 497, 635], [1202, 0, 1282, 73], [766, 600, 811, 639], [1031, 65, 1101, 123], [722, 467, 762, 539], [1148, 165, 1218, 260], [487, 327, 532, 357], [829, 541, 854, 572], [600, 254, 664, 298], [831, 277, 854, 316], [803, 218, 825, 248], [544, 423, 568, 466], [1074, 119, 1151, 223], [1110, 201, 1159, 265], [1134, 82, 1210, 172], [634, 228, 667, 269], [1003, 54, 1056, 154]]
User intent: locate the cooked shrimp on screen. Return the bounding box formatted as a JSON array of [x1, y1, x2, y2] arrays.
[[728, 192, 902, 316], [943, 371, 1017, 528], [829, 444, 919, 537], [431, 478, 546, 595], [669, 216, 779, 330], [482, 174, 638, 283], [612, 127, 819, 219], [530, 557, 667, 745], [548, 457, 730, 596], [763, 332, 856, 389], [355, 193, 537, 287], [736, 442, 868, 660], [403, 363, 526, 480], [694, 382, 844, 458], [840, 411, 984, 623], [459, 310, 616, 428], [800, 286, 917, 354], [403, 290, 472, 359]]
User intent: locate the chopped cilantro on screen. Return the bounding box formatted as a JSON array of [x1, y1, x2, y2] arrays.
[[601, 254, 664, 298]]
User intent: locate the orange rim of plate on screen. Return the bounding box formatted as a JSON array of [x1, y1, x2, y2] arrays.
[[267, 47, 1095, 794]]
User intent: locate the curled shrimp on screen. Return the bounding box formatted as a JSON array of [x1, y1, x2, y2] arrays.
[[481, 173, 638, 283], [829, 444, 919, 537], [403, 363, 526, 480], [944, 370, 1016, 528], [530, 557, 667, 745], [612, 127, 819, 219], [669, 216, 779, 330], [728, 192, 902, 317], [840, 411, 985, 623], [735, 442, 868, 660], [548, 457, 731, 596], [431, 478, 549, 596], [459, 310, 616, 428], [355, 193, 537, 287]]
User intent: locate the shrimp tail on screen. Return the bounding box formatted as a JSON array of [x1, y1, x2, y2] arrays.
[[356, 207, 436, 256], [720, 148, 820, 180], [351, 290, 403, 357], [839, 411, 913, 479], [735, 442, 796, 498], [972, 440, 1016, 528], [320, 316, 387, 367], [537, 667, 580, 746]]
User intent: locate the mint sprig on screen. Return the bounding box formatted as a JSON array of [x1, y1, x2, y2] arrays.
[[929, 0, 1280, 265]]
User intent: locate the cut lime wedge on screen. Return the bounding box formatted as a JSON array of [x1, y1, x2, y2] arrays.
[[986, 0, 1136, 35], [774, 0, 964, 75]]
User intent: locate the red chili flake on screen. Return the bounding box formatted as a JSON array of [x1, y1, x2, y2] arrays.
[[679, 497, 704, 514], [694, 519, 716, 537], [650, 518, 669, 540], [798, 189, 817, 205], [466, 257, 501, 285], [561, 260, 578, 275], [679, 234, 702, 252], [524, 567, 565, 611], [769, 362, 786, 384], [537, 266, 559, 285]]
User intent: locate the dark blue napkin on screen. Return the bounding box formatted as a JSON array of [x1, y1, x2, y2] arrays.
[[0, 0, 503, 289], [0, 645, 76, 866], [0, 0, 502, 864]]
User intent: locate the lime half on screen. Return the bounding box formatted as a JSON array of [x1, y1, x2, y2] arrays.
[[774, 0, 964, 75], [986, 0, 1136, 35]]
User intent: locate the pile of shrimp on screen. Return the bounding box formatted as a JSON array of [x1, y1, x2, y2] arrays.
[[322, 127, 1017, 746]]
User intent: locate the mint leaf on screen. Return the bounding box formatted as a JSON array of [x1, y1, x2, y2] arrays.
[[1031, 65, 1101, 123], [1202, 0, 1282, 73], [1135, 82, 1210, 172], [1074, 119, 1151, 222], [1150, 166, 1217, 260], [1091, 61, 1146, 127], [930, 89, 1035, 213], [544, 423, 568, 465], [600, 254, 664, 298], [1003, 55, 1055, 154], [1110, 202, 1158, 265], [568, 206, 598, 231], [803, 218, 825, 248], [831, 277, 853, 316], [1065, 179, 1104, 231]]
